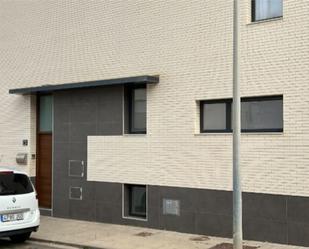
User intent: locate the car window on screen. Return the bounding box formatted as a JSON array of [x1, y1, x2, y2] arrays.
[[0, 173, 33, 195]]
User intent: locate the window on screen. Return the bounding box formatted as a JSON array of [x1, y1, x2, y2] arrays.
[[252, 0, 283, 22], [200, 99, 232, 133], [126, 85, 147, 134], [241, 96, 283, 132], [200, 96, 283, 133], [123, 184, 147, 219], [39, 95, 53, 132]]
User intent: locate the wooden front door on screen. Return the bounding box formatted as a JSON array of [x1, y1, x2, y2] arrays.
[[36, 95, 53, 208]]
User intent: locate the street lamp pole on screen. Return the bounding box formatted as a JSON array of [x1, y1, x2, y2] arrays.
[[233, 0, 243, 249]]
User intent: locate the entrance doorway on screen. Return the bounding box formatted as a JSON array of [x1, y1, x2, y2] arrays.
[[36, 95, 53, 208]]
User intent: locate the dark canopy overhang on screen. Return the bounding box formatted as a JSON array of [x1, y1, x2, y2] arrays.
[[9, 75, 159, 95]]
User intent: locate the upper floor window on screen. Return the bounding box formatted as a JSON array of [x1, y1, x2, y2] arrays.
[[200, 95, 283, 133], [252, 0, 283, 22], [126, 85, 146, 134]]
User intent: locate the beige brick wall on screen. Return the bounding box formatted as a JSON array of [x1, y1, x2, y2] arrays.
[[1, 1, 309, 196]]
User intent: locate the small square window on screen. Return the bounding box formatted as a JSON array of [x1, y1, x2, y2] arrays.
[[252, 0, 283, 22], [200, 100, 232, 133], [123, 184, 147, 219]]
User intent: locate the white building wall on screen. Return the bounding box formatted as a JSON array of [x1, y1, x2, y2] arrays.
[[0, 1, 309, 196]]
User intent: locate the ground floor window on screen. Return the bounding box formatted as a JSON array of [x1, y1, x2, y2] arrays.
[[123, 184, 147, 219]]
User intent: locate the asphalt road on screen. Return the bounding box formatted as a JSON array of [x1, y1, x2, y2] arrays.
[[0, 239, 78, 249]]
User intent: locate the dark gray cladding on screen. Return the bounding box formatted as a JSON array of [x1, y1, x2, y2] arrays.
[[52, 85, 123, 221], [53, 180, 309, 247], [51, 84, 309, 247]]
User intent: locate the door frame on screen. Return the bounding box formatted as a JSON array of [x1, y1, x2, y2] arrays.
[[36, 93, 54, 212]]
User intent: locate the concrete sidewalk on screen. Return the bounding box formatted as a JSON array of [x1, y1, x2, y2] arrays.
[[32, 216, 305, 249]]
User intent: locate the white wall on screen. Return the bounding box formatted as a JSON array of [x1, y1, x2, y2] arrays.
[[0, 1, 308, 196]]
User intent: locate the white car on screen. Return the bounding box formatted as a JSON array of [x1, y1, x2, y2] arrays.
[[0, 168, 40, 243]]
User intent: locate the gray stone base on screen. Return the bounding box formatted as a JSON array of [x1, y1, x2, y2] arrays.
[[51, 182, 309, 247]]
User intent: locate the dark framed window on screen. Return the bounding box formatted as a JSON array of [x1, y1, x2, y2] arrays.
[[252, 0, 283, 22], [128, 85, 146, 134], [241, 96, 283, 132], [200, 95, 283, 133], [124, 184, 147, 219], [200, 99, 232, 133]]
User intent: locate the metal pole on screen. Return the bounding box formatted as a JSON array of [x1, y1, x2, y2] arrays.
[[233, 0, 242, 249]]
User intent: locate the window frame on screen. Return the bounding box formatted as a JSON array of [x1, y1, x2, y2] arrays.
[[200, 95, 283, 133], [251, 0, 283, 22], [123, 184, 148, 221], [128, 85, 147, 134], [200, 99, 232, 133], [241, 95, 283, 133]]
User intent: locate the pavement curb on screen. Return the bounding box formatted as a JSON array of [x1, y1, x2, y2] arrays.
[[30, 237, 108, 249]]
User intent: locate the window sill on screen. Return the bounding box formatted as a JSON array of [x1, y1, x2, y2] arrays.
[[122, 216, 148, 222], [195, 132, 284, 136], [194, 133, 231, 136], [248, 16, 283, 25], [123, 133, 147, 137]]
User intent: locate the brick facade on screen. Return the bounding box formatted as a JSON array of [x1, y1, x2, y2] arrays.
[[1, 1, 309, 197]]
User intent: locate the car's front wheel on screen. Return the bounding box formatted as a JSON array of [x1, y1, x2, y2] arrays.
[[9, 232, 31, 243]]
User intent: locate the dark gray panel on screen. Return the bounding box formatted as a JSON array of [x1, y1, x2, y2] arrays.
[[69, 199, 96, 221], [243, 192, 286, 221], [287, 196, 309, 223], [53, 91, 71, 107], [147, 186, 161, 207], [53, 197, 69, 218], [97, 87, 123, 123], [53, 179, 70, 201], [53, 85, 123, 223], [96, 202, 117, 223], [97, 122, 122, 135], [69, 142, 87, 161], [70, 104, 97, 124], [146, 205, 161, 229], [53, 142, 69, 166], [69, 123, 97, 143], [195, 213, 232, 237], [288, 221, 309, 247], [195, 189, 232, 215], [54, 103, 70, 123], [159, 210, 196, 234], [243, 217, 287, 244], [69, 88, 98, 106], [54, 123, 70, 143], [94, 182, 122, 204]]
